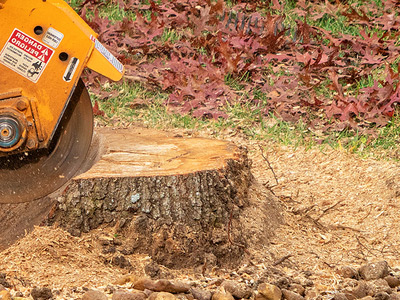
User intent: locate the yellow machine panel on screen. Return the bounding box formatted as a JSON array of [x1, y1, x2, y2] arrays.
[[0, 0, 125, 203], [0, 0, 124, 152]]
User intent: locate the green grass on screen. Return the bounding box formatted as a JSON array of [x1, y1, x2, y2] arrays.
[[67, 0, 137, 21], [91, 81, 400, 161]]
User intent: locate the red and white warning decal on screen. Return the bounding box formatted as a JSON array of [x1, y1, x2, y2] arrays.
[[0, 29, 54, 83]]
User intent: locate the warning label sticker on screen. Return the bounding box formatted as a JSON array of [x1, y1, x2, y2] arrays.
[[43, 27, 64, 49], [0, 29, 55, 83]]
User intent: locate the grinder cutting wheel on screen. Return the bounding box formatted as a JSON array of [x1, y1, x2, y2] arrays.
[[0, 0, 124, 203]]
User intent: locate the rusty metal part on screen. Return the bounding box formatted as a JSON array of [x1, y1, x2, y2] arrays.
[[0, 79, 93, 203]]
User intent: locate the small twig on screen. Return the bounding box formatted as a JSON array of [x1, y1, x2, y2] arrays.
[[315, 199, 345, 221], [258, 144, 279, 185], [303, 204, 317, 215], [356, 235, 376, 257], [293, 204, 316, 216], [357, 206, 372, 224], [300, 215, 327, 231], [273, 254, 292, 266], [330, 224, 362, 232], [16, 276, 27, 287], [323, 261, 334, 268], [263, 183, 277, 195]]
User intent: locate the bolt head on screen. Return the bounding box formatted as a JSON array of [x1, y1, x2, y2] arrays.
[[26, 139, 36, 150], [16, 100, 28, 111]]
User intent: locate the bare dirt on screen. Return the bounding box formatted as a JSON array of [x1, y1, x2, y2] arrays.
[[1, 125, 400, 299]]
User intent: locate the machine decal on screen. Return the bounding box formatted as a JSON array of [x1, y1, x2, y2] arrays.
[[0, 29, 54, 83], [90, 35, 124, 74], [43, 27, 64, 48], [63, 57, 79, 82]]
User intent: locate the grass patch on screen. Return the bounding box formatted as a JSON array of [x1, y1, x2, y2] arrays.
[[67, 0, 137, 21], [92, 81, 400, 161]]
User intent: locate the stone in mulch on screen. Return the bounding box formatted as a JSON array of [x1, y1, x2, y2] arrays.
[[220, 280, 252, 299], [359, 261, 389, 281], [133, 278, 190, 294], [30, 287, 53, 300], [148, 292, 177, 300], [332, 293, 348, 300], [82, 290, 108, 300], [337, 266, 359, 279], [375, 292, 391, 300], [134, 278, 155, 291], [385, 276, 400, 289], [281, 289, 304, 300], [370, 279, 392, 295], [257, 283, 282, 300], [112, 290, 147, 300], [341, 280, 368, 299], [154, 280, 191, 294], [288, 284, 305, 296], [190, 288, 212, 300], [211, 289, 235, 300]]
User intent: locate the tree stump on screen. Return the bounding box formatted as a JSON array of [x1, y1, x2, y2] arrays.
[[46, 127, 253, 268]]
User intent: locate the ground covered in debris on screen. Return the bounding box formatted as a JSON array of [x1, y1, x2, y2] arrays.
[[1, 127, 400, 300]]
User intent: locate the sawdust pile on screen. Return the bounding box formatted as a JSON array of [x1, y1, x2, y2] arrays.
[[242, 139, 400, 292], [0, 226, 119, 289]]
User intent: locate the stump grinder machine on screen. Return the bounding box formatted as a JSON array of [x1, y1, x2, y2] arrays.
[[0, 0, 124, 203]]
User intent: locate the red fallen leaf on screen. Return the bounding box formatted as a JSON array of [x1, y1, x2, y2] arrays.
[[208, 0, 224, 15], [360, 49, 384, 65], [341, 7, 370, 25], [93, 101, 105, 117], [385, 110, 394, 117], [328, 71, 344, 100], [270, 0, 282, 10]]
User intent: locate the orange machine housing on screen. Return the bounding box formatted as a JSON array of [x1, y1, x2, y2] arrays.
[[0, 0, 124, 155]]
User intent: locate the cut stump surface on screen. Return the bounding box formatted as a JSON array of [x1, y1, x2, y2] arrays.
[[49, 127, 253, 267]]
